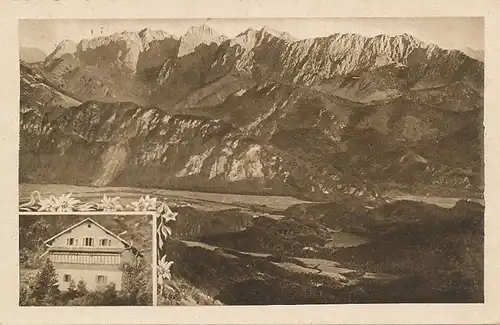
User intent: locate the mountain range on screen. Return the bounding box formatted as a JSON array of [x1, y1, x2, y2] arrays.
[[19, 25, 484, 200]]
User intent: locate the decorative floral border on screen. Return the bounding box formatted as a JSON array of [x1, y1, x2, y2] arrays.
[[19, 191, 178, 297]]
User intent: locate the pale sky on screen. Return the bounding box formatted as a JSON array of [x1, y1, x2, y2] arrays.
[[19, 18, 484, 55]]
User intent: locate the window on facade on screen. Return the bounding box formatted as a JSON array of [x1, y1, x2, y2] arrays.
[[96, 275, 107, 284], [83, 237, 94, 246], [63, 274, 71, 282], [66, 238, 78, 246], [99, 239, 111, 246]]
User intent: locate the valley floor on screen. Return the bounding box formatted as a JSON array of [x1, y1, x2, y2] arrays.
[[19, 183, 310, 211], [19, 183, 483, 210], [19, 183, 484, 305]]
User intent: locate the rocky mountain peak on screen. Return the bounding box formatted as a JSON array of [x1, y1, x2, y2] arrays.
[[138, 27, 176, 50], [44, 29, 175, 72], [394, 33, 425, 47], [138, 27, 156, 37], [74, 31, 143, 71], [178, 24, 228, 57], [45, 39, 77, 64], [259, 25, 296, 41], [187, 24, 218, 36], [230, 26, 296, 53], [231, 28, 259, 50], [139, 27, 175, 41], [77, 31, 140, 51]]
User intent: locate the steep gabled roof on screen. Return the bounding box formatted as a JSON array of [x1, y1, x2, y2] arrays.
[[43, 218, 142, 257]]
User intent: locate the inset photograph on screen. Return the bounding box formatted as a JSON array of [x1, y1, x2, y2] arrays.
[[19, 214, 153, 306]]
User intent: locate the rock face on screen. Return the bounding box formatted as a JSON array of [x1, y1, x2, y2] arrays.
[[19, 26, 484, 198], [45, 30, 176, 72], [44, 40, 77, 64], [178, 24, 228, 57], [20, 62, 81, 113], [20, 98, 369, 200]]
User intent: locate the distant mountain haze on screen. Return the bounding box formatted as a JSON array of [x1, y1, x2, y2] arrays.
[[20, 46, 47, 63], [19, 26, 484, 199], [460, 47, 484, 62]]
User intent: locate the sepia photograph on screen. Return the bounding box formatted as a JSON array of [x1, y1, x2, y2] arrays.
[[18, 17, 484, 306], [18, 212, 154, 306]]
